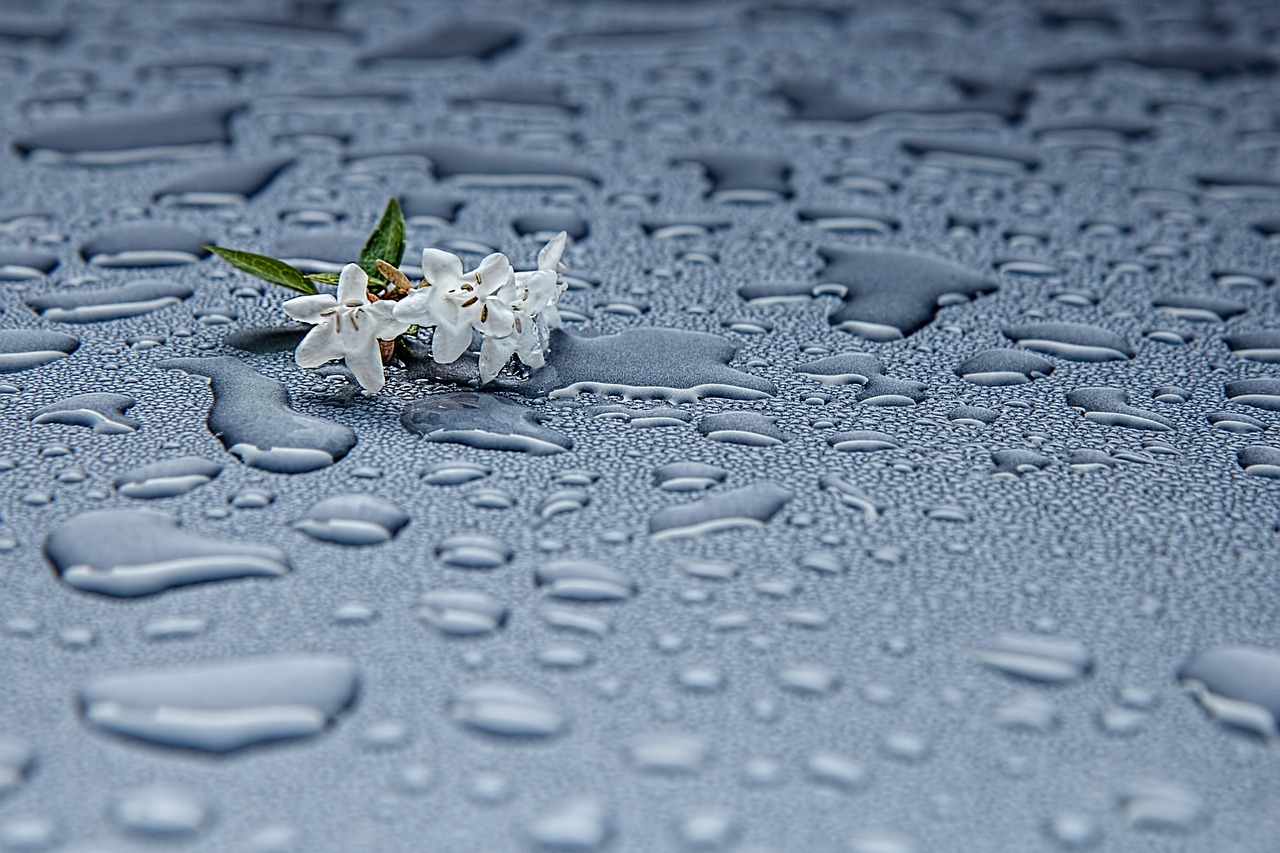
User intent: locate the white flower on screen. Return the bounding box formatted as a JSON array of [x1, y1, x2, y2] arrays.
[[473, 232, 571, 384], [282, 263, 409, 393], [478, 291, 548, 383], [513, 231, 569, 331], [394, 249, 515, 364]]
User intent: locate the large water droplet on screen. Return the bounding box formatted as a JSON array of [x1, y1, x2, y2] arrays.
[[80, 654, 358, 752], [501, 329, 775, 402], [956, 349, 1054, 385], [1065, 387, 1174, 431], [115, 457, 222, 499], [13, 102, 240, 164], [535, 560, 636, 601], [450, 682, 565, 738], [0, 330, 79, 373], [292, 494, 410, 545], [416, 590, 508, 636], [401, 392, 571, 454], [26, 280, 193, 323], [112, 783, 209, 837], [45, 509, 289, 597], [161, 357, 356, 472], [1179, 646, 1280, 736], [627, 732, 707, 775], [650, 482, 791, 540], [525, 796, 612, 850], [31, 393, 138, 434], [1003, 322, 1133, 362], [974, 634, 1092, 683]]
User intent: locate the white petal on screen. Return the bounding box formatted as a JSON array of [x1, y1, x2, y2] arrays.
[[471, 253, 514, 296], [541, 304, 563, 331], [282, 293, 336, 323], [294, 322, 345, 368], [393, 287, 442, 326], [421, 249, 465, 288], [515, 336, 546, 369], [521, 270, 558, 314], [475, 300, 515, 336], [538, 231, 567, 271], [479, 335, 516, 384], [431, 320, 474, 364], [363, 301, 412, 339], [337, 263, 370, 305], [343, 331, 387, 393]]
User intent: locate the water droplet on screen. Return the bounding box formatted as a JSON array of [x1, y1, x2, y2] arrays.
[[902, 136, 1041, 173], [402, 392, 571, 455], [112, 783, 209, 837], [1224, 329, 1280, 363], [805, 750, 867, 791], [292, 494, 410, 545], [677, 807, 738, 849], [26, 279, 193, 323], [422, 460, 491, 485], [654, 462, 728, 491], [794, 353, 882, 385], [0, 330, 79, 374], [974, 634, 1092, 683], [13, 102, 240, 164], [161, 357, 356, 472], [1003, 322, 1133, 362], [153, 155, 293, 206], [991, 450, 1052, 477], [848, 828, 917, 853], [450, 682, 565, 738], [994, 692, 1060, 731], [1237, 446, 1280, 478], [956, 349, 1054, 385], [1179, 646, 1280, 736], [538, 489, 590, 520], [820, 475, 883, 520], [1153, 294, 1246, 322], [536, 559, 635, 601], [1118, 779, 1203, 832], [80, 224, 210, 267], [1045, 810, 1101, 848], [778, 663, 839, 695], [142, 615, 209, 641], [80, 654, 358, 752], [116, 456, 222, 499], [1065, 388, 1174, 431], [526, 796, 612, 850], [650, 482, 792, 540], [349, 143, 596, 190], [0, 738, 34, 796], [31, 393, 138, 434], [627, 732, 707, 775], [416, 590, 508, 636], [675, 152, 791, 202], [500, 329, 775, 402], [45, 509, 289, 597], [436, 534, 512, 569], [827, 430, 900, 452], [0, 815, 56, 850]]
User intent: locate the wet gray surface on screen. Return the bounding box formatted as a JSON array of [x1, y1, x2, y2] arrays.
[[1, 0, 1279, 850]]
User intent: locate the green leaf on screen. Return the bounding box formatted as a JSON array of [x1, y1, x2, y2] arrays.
[[204, 245, 317, 295], [358, 197, 405, 278], [306, 272, 342, 285]]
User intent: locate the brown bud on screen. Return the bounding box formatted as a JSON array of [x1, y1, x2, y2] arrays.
[[379, 339, 396, 364], [375, 259, 412, 294]]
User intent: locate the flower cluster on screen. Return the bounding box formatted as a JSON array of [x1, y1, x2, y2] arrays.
[[282, 232, 567, 392], [205, 198, 569, 394], [395, 231, 568, 385]]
